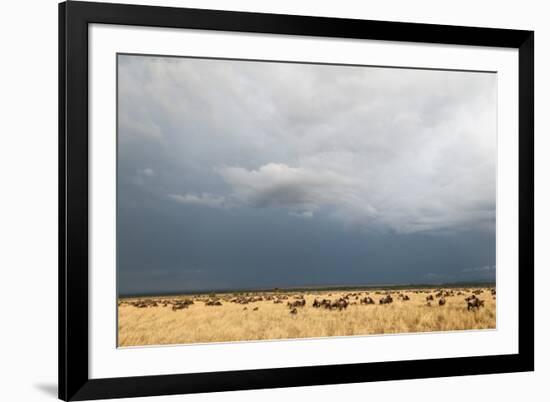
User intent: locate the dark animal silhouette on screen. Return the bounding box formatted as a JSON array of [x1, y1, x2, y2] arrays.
[[379, 295, 393, 304], [467, 297, 485, 311]]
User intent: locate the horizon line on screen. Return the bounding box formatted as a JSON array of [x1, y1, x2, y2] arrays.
[[118, 280, 496, 298]]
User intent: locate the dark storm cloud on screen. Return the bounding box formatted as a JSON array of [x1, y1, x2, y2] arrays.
[[117, 54, 496, 295]]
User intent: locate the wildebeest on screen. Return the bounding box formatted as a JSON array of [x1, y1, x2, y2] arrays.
[[289, 308, 298, 314], [169, 298, 193, 310], [332, 298, 349, 311], [288, 299, 306, 308], [379, 295, 393, 304], [131, 299, 160, 308], [253, 307, 259, 311], [426, 295, 434, 301], [360, 296, 375, 305], [316, 298, 348, 310], [320, 299, 332, 309], [467, 297, 485, 311], [439, 298, 446, 306]]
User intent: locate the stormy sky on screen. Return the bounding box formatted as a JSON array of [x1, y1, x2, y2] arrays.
[[117, 54, 497, 295]]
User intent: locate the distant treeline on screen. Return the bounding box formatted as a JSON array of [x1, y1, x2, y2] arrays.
[[119, 281, 496, 299]]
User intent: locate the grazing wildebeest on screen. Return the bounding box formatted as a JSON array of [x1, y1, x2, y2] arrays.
[[360, 297, 374, 305], [289, 308, 298, 314], [426, 295, 434, 301], [379, 295, 393, 304], [288, 299, 306, 308], [253, 307, 259, 311], [312, 299, 321, 308], [320, 299, 332, 309], [131, 299, 161, 308], [439, 298, 446, 306], [402, 295, 410, 301], [332, 298, 349, 311], [467, 297, 485, 311]]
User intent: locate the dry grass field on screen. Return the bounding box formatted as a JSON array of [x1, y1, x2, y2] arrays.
[[117, 287, 496, 347]]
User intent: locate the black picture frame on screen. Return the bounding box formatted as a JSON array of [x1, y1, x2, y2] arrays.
[[59, 1, 534, 400]]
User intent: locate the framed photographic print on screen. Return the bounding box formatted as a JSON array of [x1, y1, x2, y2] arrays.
[[59, 1, 534, 400]]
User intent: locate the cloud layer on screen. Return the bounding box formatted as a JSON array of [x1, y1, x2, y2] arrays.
[[117, 54, 497, 293], [119, 57, 497, 233]]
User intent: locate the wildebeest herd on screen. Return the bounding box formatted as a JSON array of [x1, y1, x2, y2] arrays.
[[120, 287, 494, 314], [118, 287, 496, 346]]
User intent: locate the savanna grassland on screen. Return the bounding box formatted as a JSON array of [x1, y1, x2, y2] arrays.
[[117, 287, 496, 347]]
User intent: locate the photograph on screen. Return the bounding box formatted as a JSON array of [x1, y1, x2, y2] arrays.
[[116, 54, 497, 347], [53, 2, 536, 399]]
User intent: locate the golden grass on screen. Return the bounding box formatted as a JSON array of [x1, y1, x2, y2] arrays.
[[117, 288, 496, 347]]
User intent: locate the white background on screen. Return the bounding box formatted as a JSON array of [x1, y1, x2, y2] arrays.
[[0, 0, 546, 401]]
